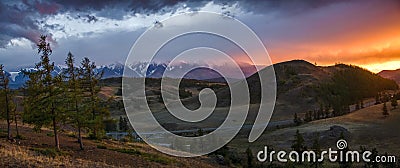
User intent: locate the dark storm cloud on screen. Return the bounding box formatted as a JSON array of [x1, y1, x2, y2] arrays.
[[0, 0, 351, 48], [33, 1, 61, 15], [231, 0, 348, 14], [0, 0, 58, 47]]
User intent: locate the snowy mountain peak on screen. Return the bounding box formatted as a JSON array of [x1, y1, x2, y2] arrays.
[[4, 62, 258, 88]]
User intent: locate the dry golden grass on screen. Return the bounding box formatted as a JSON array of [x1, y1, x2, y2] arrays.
[[0, 121, 221, 168], [0, 142, 118, 168], [98, 86, 117, 100], [229, 100, 400, 158]]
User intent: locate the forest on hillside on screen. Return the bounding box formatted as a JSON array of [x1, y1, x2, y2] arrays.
[[317, 64, 398, 116]]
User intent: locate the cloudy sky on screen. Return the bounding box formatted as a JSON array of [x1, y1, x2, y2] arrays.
[[0, 0, 399, 73]]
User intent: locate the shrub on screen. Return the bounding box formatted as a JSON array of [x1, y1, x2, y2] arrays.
[[30, 147, 68, 158], [96, 145, 107, 149]]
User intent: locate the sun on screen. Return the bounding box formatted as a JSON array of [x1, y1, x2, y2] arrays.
[[361, 60, 400, 73]]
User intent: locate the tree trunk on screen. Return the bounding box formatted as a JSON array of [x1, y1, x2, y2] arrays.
[[92, 110, 97, 139], [52, 114, 60, 150], [78, 125, 84, 150], [5, 90, 11, 140], [91, 98, 97, 139], [90, 78, 97, 139], [74, 96, 84, 150], [14, 109, 19, 138]]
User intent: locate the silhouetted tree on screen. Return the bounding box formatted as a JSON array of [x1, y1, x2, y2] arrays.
[[312, 133, 322, 168], [304, 111, 312, 122], [338, 132, 351, 168], [383, 102, 389, 116], [375, 93, 381, 105], [317, 105, 323, 119], [294, 113, 302, 126], [119, 116, 129, 132], [361, 147, 379, 168], [360, 100, 364, 109], [324, 105, 331, 118], [391, 97, 398, 109], [292, 130, 306, 153], [246, 147, 254, 168], [355, 102, 360, 110], [0, 64, 13, 140], [197, 128, 204, 136], [313, 109, 318, 120]]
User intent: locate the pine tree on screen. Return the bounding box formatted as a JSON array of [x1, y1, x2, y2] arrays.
[[64, 52, 88, 150], [355, 102, 360, 110], [383, 94, 390, 103], [291, 130, 306, 153], [12, 98, 19, 139], [119, 116, 128, 132], [383, 102, 389, 117], [80, 57, 108, 139], [197, 128, 204, 136], [294, 113, 302, 126], [314, 110, 318, 120], [318, 104, 324, 119], [338, 132, 351, 168], [332, 103, 341, 117], [23, 35, 66, 150], [304, 111, 312, 122], [370, 148, 379, 168], [375, 93, 380, 105], [246, 147, 254, 168], [391, 97, 398, 109], [0, 64, 13, 140], [312, 133, 322, 168], [23, 66, 42, 131], [324, 105, 330, 118]]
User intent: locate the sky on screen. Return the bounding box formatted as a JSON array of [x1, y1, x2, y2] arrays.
[[0, 0, 399, 73]]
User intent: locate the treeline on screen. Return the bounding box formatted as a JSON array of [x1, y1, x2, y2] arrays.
[[292, 64, 399, 126], [294, 92, 399, 125], [0, 35, 110, 150], [317, 64, 398, 116]]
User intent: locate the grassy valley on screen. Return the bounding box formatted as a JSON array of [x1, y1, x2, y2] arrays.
[[1, 54, 400, 167]]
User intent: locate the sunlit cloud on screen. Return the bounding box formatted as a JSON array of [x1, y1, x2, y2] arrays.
[[1, 0, 400, 73]]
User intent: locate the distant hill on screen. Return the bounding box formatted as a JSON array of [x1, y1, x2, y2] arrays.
[[183, 60, 399, 119], [378, 69, 400, 84]]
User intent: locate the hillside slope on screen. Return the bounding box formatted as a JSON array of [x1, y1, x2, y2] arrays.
[[242, 100, 400, 157], [0, 121, 220, 167], [181, 60, 398, 121], [378, 69, 400, 84]]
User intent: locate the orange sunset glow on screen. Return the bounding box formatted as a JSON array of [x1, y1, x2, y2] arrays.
[[256, 0, 400, 73]]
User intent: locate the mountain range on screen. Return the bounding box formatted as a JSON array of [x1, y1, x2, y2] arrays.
[[378, 69, 400, 84], [3, 62, 258, 88], [4, 60, 399, 90]]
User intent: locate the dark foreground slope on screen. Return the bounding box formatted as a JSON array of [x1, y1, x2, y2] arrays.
[[0, 121, 220, 167]]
